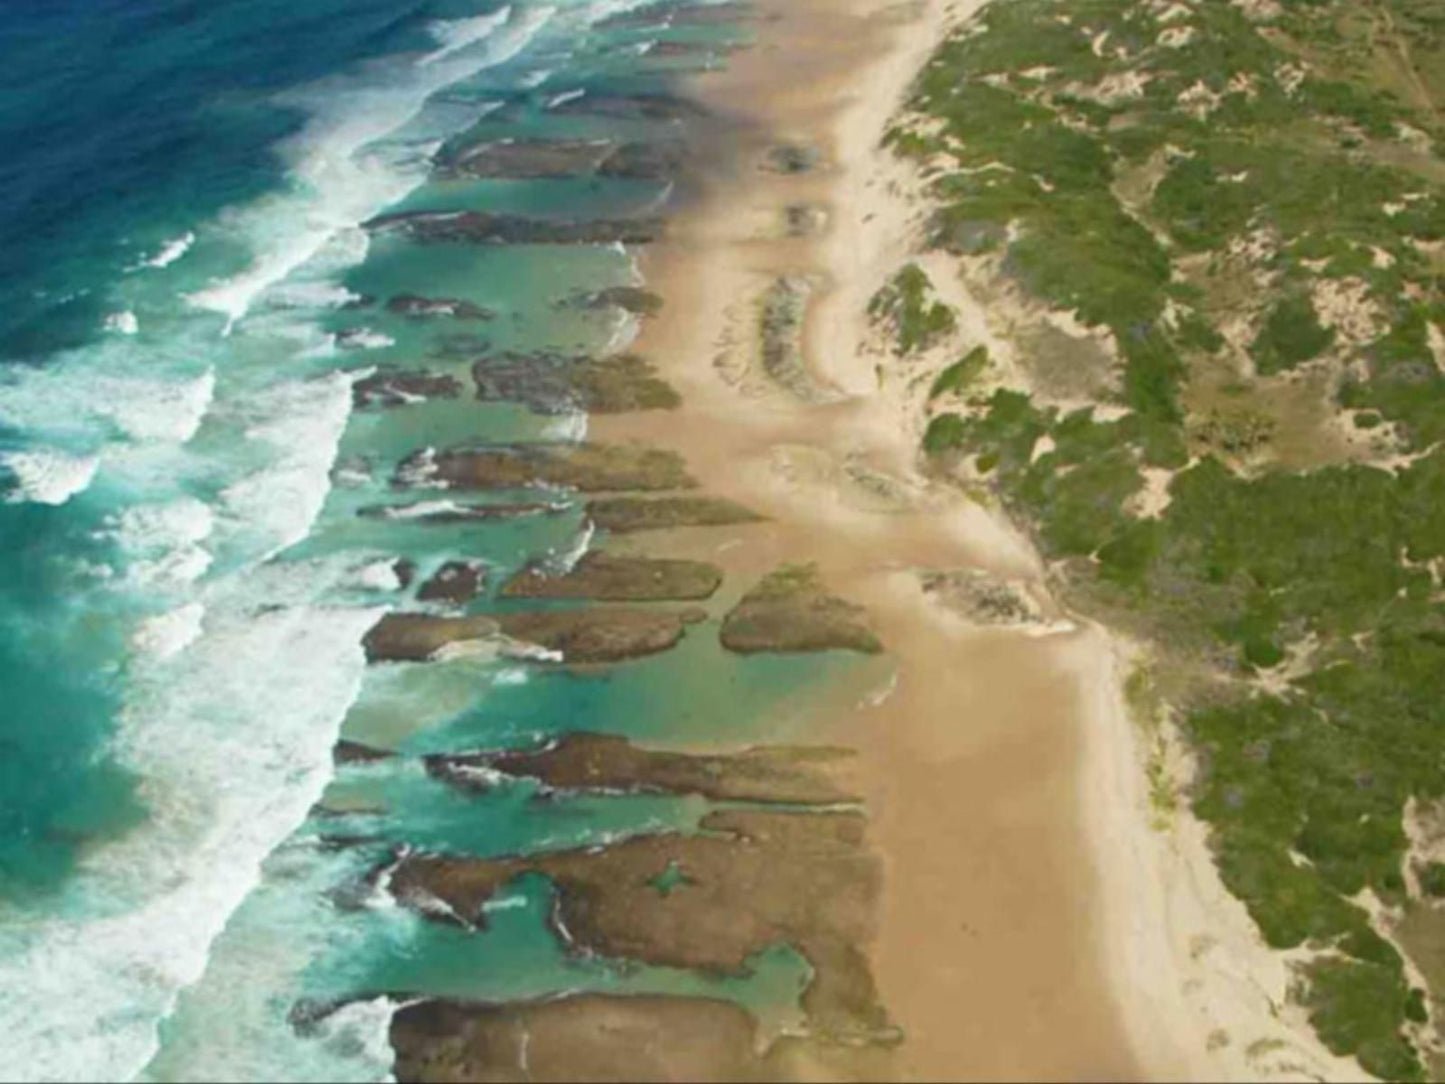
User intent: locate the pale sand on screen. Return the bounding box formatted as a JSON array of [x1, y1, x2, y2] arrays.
[[590, 0, 1364, 1078]]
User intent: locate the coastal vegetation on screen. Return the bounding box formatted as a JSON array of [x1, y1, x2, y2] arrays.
[[890, 0, 1445, 1075], [868, 263, 958, 354]]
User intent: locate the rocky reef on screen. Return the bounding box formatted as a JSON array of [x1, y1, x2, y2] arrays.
[[363, 607, 705, 664], [471, 352, 680, 414], [352, 371, 464, 410], [384, 295, 494, 320], [561, 285, 664, 318], [498, 551, 721, 602], [547, 93, 706, 122], [425, 731, 856, 805], [363, 210, 664, 246], [416, 560, 487, 605], [357, 500, 569, 525], [390, 808, 890, 1042], [584, 495, 763, 533], [396, 443, 696, 493], [391, 995, 771, 1083], [720, 565, 882, 654], [437, 138, 685, 181]]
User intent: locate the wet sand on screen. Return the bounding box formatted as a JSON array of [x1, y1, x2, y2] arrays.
[[586, 0, 1145, 1076]]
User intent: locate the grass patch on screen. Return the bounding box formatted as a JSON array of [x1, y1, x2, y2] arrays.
[[870, 264, 957, 354], [929, 345, 989, 399]]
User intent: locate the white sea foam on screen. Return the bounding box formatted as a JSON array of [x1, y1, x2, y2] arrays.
[[131, 602, 206, 660], [516, 67, 553, 88], [0, 554, 385, 1083], [0, 356, 215, 450], [394, 446, 441, 489], [105, 310, 139, 335], [185, 4, 554, 332], [545, 87, 585, 109], [492, 666, 531, 686], [219, 371, 359, 559], [335, 328, 396, 351], [420, 6, 512, 66], [542, 410, 588, 442], [107, 369, 215, 445], [142, 232, 196, 270], [349, 558, 405, 592], [109, 498, 216, 589], [0, 448, 100, 506], [267, 281, 364, 310], [482, 893, 530, 913], [550, 519, 594, 573]]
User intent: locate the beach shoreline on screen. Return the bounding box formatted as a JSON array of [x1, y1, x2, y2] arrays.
[[596, 0, 1379, 1077], [597, 0, 1146, 1076]]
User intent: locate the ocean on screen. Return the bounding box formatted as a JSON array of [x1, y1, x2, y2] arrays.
[[0, 1, 851, 1079]]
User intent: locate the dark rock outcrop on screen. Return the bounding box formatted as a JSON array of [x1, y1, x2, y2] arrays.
[[417, 560, 487, 605], [358, 501, 569, 525], [353, 370, 464, 410], [585, 496, 762, 533], [394, 443, 696, 493], [498, 551, 721, 601], [547, 93, 707, 122], [363, 211, 664, 246], [471, 352, 679, 414], [390, 808, 891, 1042], [391, 994, 770, 1084], [720, 565, 882, 654], [427, 731, 857, 804], [562, 286, 664, 317], [333, 740, 394, 765], [438, 138, 684, 181], [363, 607, 704, 664]]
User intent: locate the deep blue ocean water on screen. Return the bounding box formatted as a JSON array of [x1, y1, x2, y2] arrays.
[[0, 1, 854, 1078]]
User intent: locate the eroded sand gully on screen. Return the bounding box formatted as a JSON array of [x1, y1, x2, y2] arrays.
[[587, 0, 1143, 1077]]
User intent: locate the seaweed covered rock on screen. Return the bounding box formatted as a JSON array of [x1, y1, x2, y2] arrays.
[[363, 608, 704, 664], [499, 552, 721, 601], [721, 565, 881, 654], [363, 210, 664, 246], [353, 371, 464, 410], [585, 495, 763, 533], [471, 353, 679, 414], [416, 560, 487, 605], [391, 995, 768, 1084], [396, 443, 696, 493], [427, 731, 857, 804], [390, 808, 890, 1041]]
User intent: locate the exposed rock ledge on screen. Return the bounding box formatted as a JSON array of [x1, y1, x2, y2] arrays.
[[438, 138, 685, 181], [472, 352, 680, 414], [498, 551, 722, 601], [389, 808, 890, 1043], [425, 731, 857, 805], [362, 608, 705, 664], [720, 565, 882, 655], [585, 495, 764, 533], [352, 370, 463, 410], [391, 994, 774, 1084], [396, 443, 696, 493], [363, 210, 664, 246], [416, 560, 487, 605]]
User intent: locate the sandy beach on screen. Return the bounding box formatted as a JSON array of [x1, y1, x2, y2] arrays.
[[583, 0, 1381, 1078]]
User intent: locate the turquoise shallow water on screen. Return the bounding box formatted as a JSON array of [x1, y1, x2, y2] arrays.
[[0, 2, 847, 1079]]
